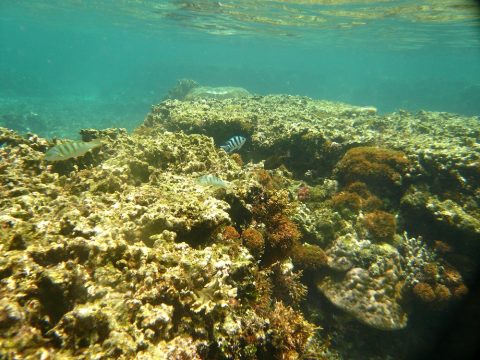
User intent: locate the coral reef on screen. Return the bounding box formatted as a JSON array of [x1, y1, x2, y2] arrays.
[[0, 125, 317, 359], [267, 301, 317, 358], [1, 93, 479, 358], [412, 283, 436, 303], [267, 213, 301, 253], [318, 265, 408, 330], [399, 232, 467, 306]]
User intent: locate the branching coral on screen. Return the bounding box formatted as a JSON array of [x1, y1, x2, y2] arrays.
[[399, 232, 467, 305], [267, 301, 317, 359], [400, 232, 437, 288], [271, 261, 308, 306]]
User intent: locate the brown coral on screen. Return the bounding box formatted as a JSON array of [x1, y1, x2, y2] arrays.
[[330, 191, 363, 212], [345, 181, 372, 198], [452, 284, 468, 299], [363, 210, 396, 242], [241, 228, 265, 257], [291, 244, 329, 271], [268, 214, 301, 253], [250, 189, 290, 222], [254, 169, 273, 188], [334, 146, 409, 191], [413, 282, 436, 303], [248, 187, 304, 266], [330, 181, 383, 214], [434, 284, 452, 303], [270, 264, 308, 306], [443, 264, 463, 286], [268, 302, 316, 359], [422, 262, 439, 282], [222, 226, 240, 241]]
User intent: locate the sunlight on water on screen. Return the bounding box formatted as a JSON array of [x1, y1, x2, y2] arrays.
[[0, 0, 479, 138], [4, 0, 480, 48]]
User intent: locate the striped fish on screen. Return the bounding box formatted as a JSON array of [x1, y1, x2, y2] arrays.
[[197, 174, 228, 188], [45, 139, 103, 161], [220, 136, 246, 153]]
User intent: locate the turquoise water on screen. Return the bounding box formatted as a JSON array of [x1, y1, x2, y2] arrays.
[[1, 1, 480, 137], [1, 2, 480, 359]]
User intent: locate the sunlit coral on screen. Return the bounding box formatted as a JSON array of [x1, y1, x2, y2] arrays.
[[230, 152, 244, 167], [250, 188, 290, 222], [254, 169, 274, 189]]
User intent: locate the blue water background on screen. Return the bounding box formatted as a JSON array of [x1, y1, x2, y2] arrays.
[[1, 1, 480, 138]]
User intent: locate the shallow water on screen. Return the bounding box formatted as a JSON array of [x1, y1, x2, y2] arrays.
[[1, 1, 480, 137], [1, 2, 480, 360]]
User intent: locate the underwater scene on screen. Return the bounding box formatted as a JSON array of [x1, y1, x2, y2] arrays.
[[1, 1, 480, 359]]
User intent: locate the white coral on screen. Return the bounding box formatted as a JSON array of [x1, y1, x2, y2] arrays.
[[400, 231, 437, 287]]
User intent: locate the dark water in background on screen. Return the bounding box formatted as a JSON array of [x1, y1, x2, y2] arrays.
[[1, 1, 480, 138]]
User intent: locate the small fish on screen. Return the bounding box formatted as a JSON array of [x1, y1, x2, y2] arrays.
[[197, 174, 228, 188], [45, 139, 103, 161], [220, 135, 246, 153]]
